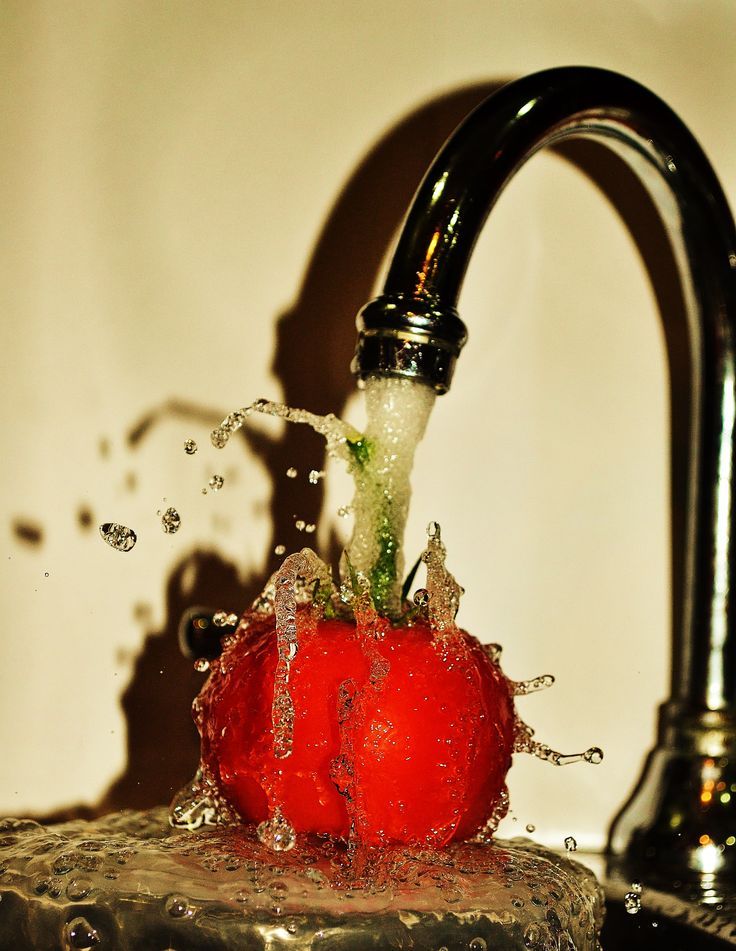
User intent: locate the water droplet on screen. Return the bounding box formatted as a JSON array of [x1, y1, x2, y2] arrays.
[[64, 916, 100, 949], [208, 474, 224, 492], [631, 880, 642, 894], [212, 611, 236, 628], [161, 507, 181, 534], [286, 467, 298, 479], [295, 519, 306, 531], [469, 939, 487, 951], [305, 523, 316, 533], [526, 823, 536, 833], [337, 505, 352, 518], [184, 438, 197, 454], [413, 588, 430, 607], [194, 658, 210, 673], [99, 522, 137, 552], [211, 428, 228, 449], [274, 544, 286, 556], [257, 814, 296, 852], [584, 747, 604, 764], [165, 894, 191, 918], [67, 876, 92, 900], [308, 469, 325, 484], [624, 891, 641, 915], [564, 836, 577, 852]]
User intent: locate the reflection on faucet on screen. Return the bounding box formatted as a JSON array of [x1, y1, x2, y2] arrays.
[[352, 66, 736, 888]]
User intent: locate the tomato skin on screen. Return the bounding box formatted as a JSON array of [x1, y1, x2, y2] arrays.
[[196, 609, 515, 846]]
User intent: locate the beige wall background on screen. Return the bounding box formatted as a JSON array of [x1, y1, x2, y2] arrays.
[[1, 1, 734, 852]]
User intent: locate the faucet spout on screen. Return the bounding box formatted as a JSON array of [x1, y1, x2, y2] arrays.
[[352, 66, 736, 882]]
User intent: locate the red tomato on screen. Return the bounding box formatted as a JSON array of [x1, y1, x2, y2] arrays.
[[196, 608, 515, 847]]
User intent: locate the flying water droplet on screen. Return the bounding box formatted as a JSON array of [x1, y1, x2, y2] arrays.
[[526, 824, 536, 833], [564, 836, 577, 852], [99, 522, 137, 552], [413, 588, 430, 607], [184, 439, 197, 455], [208, 474, 224, 492], [193, 658, 210, 673], [337, 505, 352, 519], [286, 467, 298, 479], [295, 519, 306, 531], [274, 544, 286, 556], [624, 890, 642, 914], [308, 469, 325, 484], [213, 611, 237, 628], [161, 507, 181, 534], [257, 813, 296, 852], [305, 523, 316, 534]]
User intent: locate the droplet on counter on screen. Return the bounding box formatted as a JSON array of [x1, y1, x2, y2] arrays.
[[274, 544, 286, 556], [624, 890, 642, 914], [161, 507, 181, 534], [564, 836, 577, 852], [525, 824, 536, 833], [286, 467, 298, 479], [165, 894, 191, 918], [208, 475, 224, 492], [257, 813, 296, 852], [184, 439, 197, 455], [194, 658, 210, 673], [64, 916, 100, 949], [308, 469, 325, 484], [99, 522, 137, 552]]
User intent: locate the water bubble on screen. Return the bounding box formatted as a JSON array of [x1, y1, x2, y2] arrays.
[[194, 658, 210, 673], [564, 836, 577, 852], [308, 469, 325, 484], [526, 823, 536, 833], [274, 544, 286, 556], [208, 474, 224, 492], [99, 522, 137, 552], [184, 439, 197, 454], [286, 467, 298, 479], [257, 814, 296, 852], [624, 890, 642, 914], [165, 894, 191, 918], [161, 507, 181, 534], [64, 917, 100, 949]]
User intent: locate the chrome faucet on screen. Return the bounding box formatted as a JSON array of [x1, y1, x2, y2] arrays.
[[352, 66, 736, 885]]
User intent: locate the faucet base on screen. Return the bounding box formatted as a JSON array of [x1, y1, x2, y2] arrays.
[[609, 703, 736, 884]]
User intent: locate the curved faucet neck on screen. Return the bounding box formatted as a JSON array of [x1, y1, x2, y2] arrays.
[[352, 66, 736, 719]]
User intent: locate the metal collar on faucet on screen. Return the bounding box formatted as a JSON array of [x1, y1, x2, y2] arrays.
[[352, 66, 736, 884]]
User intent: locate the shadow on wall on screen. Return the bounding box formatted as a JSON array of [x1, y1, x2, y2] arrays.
[[30, 79, 691, 824], [30, 81, 510, 823]]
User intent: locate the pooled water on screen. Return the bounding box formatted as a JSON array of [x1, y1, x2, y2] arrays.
[[98, 522, 137, 552], [0, 809, 604, 950]]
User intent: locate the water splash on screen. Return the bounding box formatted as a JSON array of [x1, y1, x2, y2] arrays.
[[99, 522, 137, 552], [421, 522, 463, 635], [514, 718, 604, 766]]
